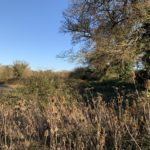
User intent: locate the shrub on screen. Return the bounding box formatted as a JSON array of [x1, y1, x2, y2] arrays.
[[0, 65, 13, 82], [69, 67, 98, 80], [13, 61, 29, 78]]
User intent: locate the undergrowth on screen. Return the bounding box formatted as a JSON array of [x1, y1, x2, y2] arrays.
[[0, 74, 150, 150]]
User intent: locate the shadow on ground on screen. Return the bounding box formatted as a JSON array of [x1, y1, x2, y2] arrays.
[[67, 79, 139, 103]]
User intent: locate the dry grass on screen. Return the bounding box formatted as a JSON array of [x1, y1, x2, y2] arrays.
[[0, 70, 150, 149], [0, 90, 150, 149]]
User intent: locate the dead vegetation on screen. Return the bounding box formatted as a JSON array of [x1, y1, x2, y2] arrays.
[[0, 69, 149, 149]]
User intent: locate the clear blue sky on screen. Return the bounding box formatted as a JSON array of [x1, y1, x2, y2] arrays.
[[0, 0, 78, 71]]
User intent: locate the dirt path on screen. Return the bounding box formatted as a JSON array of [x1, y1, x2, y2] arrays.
[[0, 84, 12, 90]]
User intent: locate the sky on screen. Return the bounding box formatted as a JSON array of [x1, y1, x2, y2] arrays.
[[0, 0, 78, 71]]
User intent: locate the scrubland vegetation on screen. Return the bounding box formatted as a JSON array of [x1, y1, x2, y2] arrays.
[[0, 62, 150, 150], [0, 0, 150, 149]]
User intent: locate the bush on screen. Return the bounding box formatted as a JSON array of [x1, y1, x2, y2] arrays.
[[0, 65, 13, 82], [69, 67, 98, 80], [13, 61, 29, 78]]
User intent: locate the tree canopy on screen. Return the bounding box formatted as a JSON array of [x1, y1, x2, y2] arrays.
[[61, 0, 150, 80]]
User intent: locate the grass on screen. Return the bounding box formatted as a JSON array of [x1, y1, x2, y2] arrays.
[[0, 70, 150, 149]]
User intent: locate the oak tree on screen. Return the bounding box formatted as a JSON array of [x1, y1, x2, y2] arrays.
[[61, 0, 150, 79]]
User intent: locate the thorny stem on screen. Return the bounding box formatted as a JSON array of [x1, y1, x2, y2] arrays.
[[4, 117, 7, 146], [133, 78, 140, 100], [125, 124, 142, 150]]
